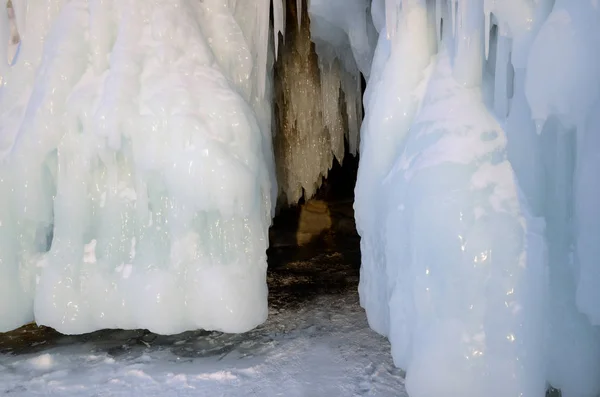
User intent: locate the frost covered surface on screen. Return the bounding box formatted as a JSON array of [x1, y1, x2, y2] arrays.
[[0, 0, 276, 335], [0, 291, 406, 397], [0, 221, 405, 397], [355, 0, 600, 396]]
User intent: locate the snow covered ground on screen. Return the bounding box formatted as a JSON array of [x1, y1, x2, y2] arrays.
[[0, 200, 406, 397]]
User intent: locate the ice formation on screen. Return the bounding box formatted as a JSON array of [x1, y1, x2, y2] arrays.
[[273, 0, 374, 205], [355, 0, 600, 396], [0, 0, 278, 335], [4, 1, 19, 65], [2, 0, 600, 396], [0, 0, 373, 334]]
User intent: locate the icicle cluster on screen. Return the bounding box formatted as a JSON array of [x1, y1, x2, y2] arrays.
[[309, 0, 376, 156], [0, 0, 276, 335], [272, 0, 374, 205], [355, 1, 600, 396]]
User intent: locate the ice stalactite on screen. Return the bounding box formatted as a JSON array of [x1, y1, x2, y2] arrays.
[[0, 0, 277, 335], [273, 0, 374, 205], [355, 0, 600, 396], [355, 0, 435, 337], [524, 2, 600, 396], [308, 0, 376, 155]]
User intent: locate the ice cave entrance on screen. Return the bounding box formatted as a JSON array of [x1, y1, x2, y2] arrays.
[[268, 145, 361, 308], [267, 0, 365, 308], [0, 0, 367, 340]]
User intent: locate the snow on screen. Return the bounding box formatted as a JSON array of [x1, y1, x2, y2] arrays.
[[0, 0, 276, 335], [355, 0, 600, 396]]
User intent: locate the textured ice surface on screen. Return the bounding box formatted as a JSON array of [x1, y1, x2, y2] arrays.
[[355, 1, 600, 396], [0, 0, 276, 335], [273, 0, 375, 205]]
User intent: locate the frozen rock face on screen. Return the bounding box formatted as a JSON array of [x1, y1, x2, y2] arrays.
[[0, 0, 276, 335], [355, 0, 600, 396]]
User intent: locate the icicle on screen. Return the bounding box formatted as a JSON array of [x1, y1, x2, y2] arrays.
[[342, 71, 361, 156], [282, 0, 286, 39], [296, 0, 302, 27], [385, 0, 397, 39], [256, 0, 270, 97], [1, 4, 9, 81], [493, 35, 510, 118], [11, 0, 27, 39], [435, 0, 441, 42], [273, 0, 284, 59], [450, 0, 456, 38], [534, 119, 545, 135], [319, 58, 344, 162], [484, 0, 491, 59], [89, 0, 112, 74]]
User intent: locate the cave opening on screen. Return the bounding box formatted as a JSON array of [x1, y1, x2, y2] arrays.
[[266, 0, 366, 310], [267, 141, 361, 310]]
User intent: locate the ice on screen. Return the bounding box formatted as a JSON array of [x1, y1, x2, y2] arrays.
[[355, 0, 600, 396], [526, 1, 600, 130], [1, 2, 10, 73], [355, 0, 434, 336], [273, 0, 375, 205], [272, 0, 284, 57], [10, 0, 26, 42], [296, 0, 302, 27], [273, 2, 334, 204], [385, 0, 397, 39], [309, 0, 375, 77], [575, 104, 600, 327], [524, 3, 600, 394], [2, 1, 600, 395], [0, 0, 276, 334]]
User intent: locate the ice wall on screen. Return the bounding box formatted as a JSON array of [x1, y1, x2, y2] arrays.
[[355, 0, 600, 396], [0, 0, 276, 334], [273, 0, 374, 205]]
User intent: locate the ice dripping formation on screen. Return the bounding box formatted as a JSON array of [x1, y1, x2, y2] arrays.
[[355, 0, 600, 396], [273, 0, 374, 205], [0, 0, 278, 335], [1, 0, 600, 396], [0, 0, 372, 334]]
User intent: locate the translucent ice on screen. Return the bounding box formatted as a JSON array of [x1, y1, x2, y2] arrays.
[[355, 0, 434, 336], [355, 0, 600, 396], [0, 0, 276, 334], [273, 0, 375, 204]]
